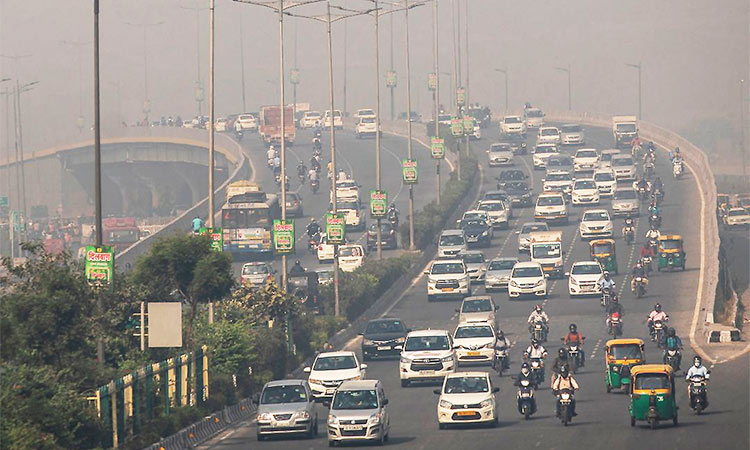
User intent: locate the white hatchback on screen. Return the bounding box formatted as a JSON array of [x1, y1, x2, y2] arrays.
[[436, 372, 499, 427], [338, 244, 365, 272], [566, 261, 604, 297], [537, 126, 561, 145], [453, 322, 496, 365], [477, 200, 509, 229], [304, 351, 367, 401], [593, 169, 618, 197], [573, 148, 600, 172], [508, 261, 548, 299], [579, 209, 613, 239], [532, 144, 559, 170], [571, 179, 601, 206]]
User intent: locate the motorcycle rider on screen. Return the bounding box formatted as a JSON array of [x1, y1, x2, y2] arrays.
[[630, 261, 649, 292], [685, 356, 710, 408], [663, 328, 683, 370], [646, 303, 669, 335], [605, 295, 624, 332], [191, 215, 204, 234], [524, 339, 548, 361], [653, 176, 664, 193], [598, 271, 616, 292], [550, 347, 570, 387], [527, 304, 550, 338], [648, 200, 661, 217], [495, 330, 511, 370], [669, 146, 681, 161], [387, 203, 400, 228], [306, 218, 321, 238], [563, 324, 585, 367], [639, 241, 655, 266], [552, 366, 579, 417], [289, 259, 306, 276], [645, 224, 661, 242], [272, 155, 281, 177], [266, 146, 276, 165]]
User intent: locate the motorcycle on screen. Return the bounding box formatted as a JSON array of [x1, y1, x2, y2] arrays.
[[623, 226, 635, 245], [564, 339, 585, 371], [388, 210, 399, 231], [600, 286, 613, 308], [607, 312, 623, 337], [673, 161, 683, 179], [653, 187, 665, 204], [313, 137, 322, 151], [651, 319, 667, 346], [644, 162, 655, 179], [524, 356, 545, 387], [531, 321, 547, 342], [556, 388, 574, 426], [298, 172, 306, 184], [648, 214, 661, 229], [640, 256, 653, 274], [310, 178, 320, 194], [308, 232, 321, 255], [235, 129, 244, 141], [688, 374, 709, 414], [664, 348, 681, 372], [633, 277, 647, 298], [492, 345, 509, 376], [631, 144, 642, 158], [648, 237, 659, 254], [516, 378, 537, 420]]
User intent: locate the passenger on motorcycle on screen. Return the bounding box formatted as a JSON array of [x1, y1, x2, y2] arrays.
[[527, 304, 550, 335], [646, 303, 669, 334], [645, 225, 661, 241], [563, 324, 585, 366], [598, 271, 616, 292], [552, 366, 579, 417], [663, 328, 683, 370], [551, 348, 570, 387], [266, 146, 276, 162], [630, 262, 649, 291], [669, 146, 681, 161], [525, 339, 548, 359], [308, 168, 319, 182]]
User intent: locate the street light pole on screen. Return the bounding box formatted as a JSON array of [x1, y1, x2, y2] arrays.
[[626, 62, 642, 118], [277, 0, 290, 293], [741, 79, 747, 189], [93, 0, 104, 365], [239, 9, 247, 113], [433, 0, 440, 205], [373, 0, 383, 259], [464, 0, 469, 105], [555, 64, 571, 110], [181, 3, 207, 115], [125, 20, 165, 122], [494, 68, 507, 112], [404, 0, 415, 250]]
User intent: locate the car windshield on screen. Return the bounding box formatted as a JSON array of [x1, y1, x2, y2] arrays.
[[660, 239, 682, 250], [261, 385, 308, 404], [513, 266, 543, 277], [613, 157, 634, 167], [484, 192, 508, 201], [479, 202, 504, 211], [360, 117, 375, 124], [614, 190, 637, 200], [547, 173, 571, 181], [455, 325, 494, 339], [535, 146, 557, 154], [521, 224, 548, 234], [444, 376, 489, 394], [242, 264, 269, 275], [463, 212, 485, 220], [584, 211, 610, 221], [365, 320, 405, 334], [575, 180, 597, 190], [488, 260, 517, 270], [541, 128, 558, 136], [306, 113, 321, 118], [500, 171, 524, 180], [506, 182, 528, 191], [440, 234, 465, 246], [359, 110, 374, 116], [431, 263, 464, 274], [438, 114, 452, 122], [505, 117, 521, 123], [313, 355, 358, 371], [526, 110, 543, 118], [601, 152, 618, 161], [617, 123, 637, 133], [634, 373, 670, 390], [337, 181, 357, 189], [562, 125, 582, 132], [332, 390, 378, 410], [404, 335, 450, 351], [490, 144, 512, 152], [595, 172, 615, 181], [611, 344, 642, 360], [462, 253, 485, 263], [728, 209, 747, 217], [532, 244, 561, 258], [462, 219, 487, 229], [577, 150, 597, 158], [462, 298, 492, 312], [571, 264, 602, 275], [339, 246, 363, 257], [337, 201, 358, 210], [369, 223, 393, 232], [538, 196, 563, 206], [548, 156, 573, 166]]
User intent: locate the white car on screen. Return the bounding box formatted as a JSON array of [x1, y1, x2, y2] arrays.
[[338, 244, 365, 272], [579, 209, 614, 239], [214, 118, 228, 132], [560, 124, 585, 145], [355, 108, 376, 119], [317, 233, 346, 263], [598, 149, 621, 169], [437, 229, 467, 259], [477, 200, 509, 229], [336, 199, 365, 231], [501, 115, 526, 136], [333, 179, 360, 202], [611, 188, 641, 217], [452, 322, 496, 365], [594, 169, 618, 197], [524, 107, 545, 128], [436, 372, 498, 428], [426, 259, 471, 302], [487, 143, 514, 166], [534, 191, 568, 224], [355, 117, 378, 138], [458, 296, 499, 325], [304, 351, 367, 400], [507, 261, 548, 299], [236, 113, 258, 131], [516, 222, 549, 253], [573, 148, 600, 173], [611, 154, 637, 180], [537, 126, 561, 145], [724, 207, 750, 228], [571, 179, 601, 206], [399, 329, 457, 386], [532, 144, 559, 170], [542, 170, 573, 197], [567, 261, 604, 297], [300, 111, 322, 128], [323, 109, 343, 129]]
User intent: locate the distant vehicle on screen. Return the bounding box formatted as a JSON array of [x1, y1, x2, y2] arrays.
[[484, 258, 519, 292], [426, 259, 471, 302], [458, 217, 492, 248], [533, 144, 559, 170], [260, 105, 295, 145], [303, 351, 367, 401], [240, 262, 274, 287], [529, 230, 564, 278], [566, 261, 604, 297], [593, 169, 618, 197], [560, 124, 585, 145], [537, 126, 561, 145], [496, 169, 527, 186], [724, 207, 750, 228], [333, 178, 361, 202], [524, 107, 545, 128], [487, 143, 515, 167], [579, 209, 614, 239], [545, 155, 574, 174], [507, 261, 548, 299], [236, 113, 258, 131], [611, 188, 641, 217], [571, 179, 601, 206], [452, 322, 496, 365], [459, 250, 488, 283], [367, 222, 397, 250], [355, 116, 378, 139], [516, 222, 549, 253], [323, 109, 344, 129], [468, 104, 492, 128], [399, 329, 456, 386], [214, 118, 228, 132], [610, 154, 637, 180], [317, 233, 347, 263], [338, 244, 365, 272], [477, 200, 509, 229], [612, 115, 638, 148], [222, 183, 279, 255], [103, 217, 140, 252], [437, 229, 467, 259], [598, 149, 622, 169], [336, 199, 365, 231], [299, 111, 322, 128], [542, 170, 573, 197], [284, 191, 304, 217], [256, 380, 318, 440], [502, 181, 534, 208], [458, 295, 499, 325], [573, 148, 600, 173], [355, 108, 376, 119], [534, 191, 568, 224], [398, 111, 421, 122], [501, 115, 527, 137]]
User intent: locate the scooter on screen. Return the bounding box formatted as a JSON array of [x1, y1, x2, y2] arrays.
[[556, 388, 575, 426], [530, 321, 547, 342], [563, 338, 585, 371], [673, 161, 684, 179], [516, 379, 537, 420], [523, 354, 545, 387], [651, 319, 667, 346], [623, 225, 635, 244], [310, 178, 320, 194], [688, 374, 709, 414], [601, 286, 612, 307], [664, 348, 681, 372]]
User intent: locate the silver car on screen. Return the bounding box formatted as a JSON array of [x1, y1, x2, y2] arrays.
[[484, 257, 520, 291], [256, 380, 318, 440], [457, 295, 498, 326], [327, 380, 390, 446], [611, 188, 641, 217], [241, 262, 274, 287], [560, 123, 585, 145], [459, 250, 487, 283], [516, 222, 549, 253], [438, 229, 467, 259]]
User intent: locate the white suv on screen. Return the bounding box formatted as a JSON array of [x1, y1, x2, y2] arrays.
[[426, 259, 471, 302], [508, 261, 548, 299], [593, 169, 617, 197], [579, 209, 613, 239], [300, 111, 322, 128], [436, 372, 499, 428], [237, 114, 258, 131], [524, 107, 545, 128], [304, 351, 367, 401], [571, 179, 601, 206], [355, 117, 378, 138], [437, 229, 467, 258], [537, 126, 561, 145], [355, 108, 376, 120], [501, 115, 527, 136], [477, 200, 509, 229], [532, 144, 559, 170], [611, 154, 636, 180], [400, 329, 456, 386], [324, 110, 343, 129], [566, 261, 604, 297], [452, 322, 496, 365]]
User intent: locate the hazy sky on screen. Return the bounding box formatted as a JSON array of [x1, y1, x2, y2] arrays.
[[1, 0, 748, 152]]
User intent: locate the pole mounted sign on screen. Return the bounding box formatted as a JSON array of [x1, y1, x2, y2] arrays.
[[402, 159, 418, 184], [451, 118, 464, 136], [272, 219, 295, 254], [430, 137, 445, 159], [370, 190, 388, 218], [456, 87, 466, 107], [290, 68, 300, 85], [0, 196, 7, 207], [199, 227, 223, 252], [325, 213, 346, 245], [428, 72, 437, 91], [386, 70, 397, 88], [462, 116, 475, 135], [85, 245, 114, 287], [11, 211, 25, 232]]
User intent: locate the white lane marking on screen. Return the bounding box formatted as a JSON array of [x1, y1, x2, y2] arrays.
[[218, 429, 236, 441], [618, 216, 640, 298], [589, 338, 603, 359]]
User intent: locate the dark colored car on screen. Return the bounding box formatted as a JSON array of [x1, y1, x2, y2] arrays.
[[503, 181, 533, 207], [459, 218, 492, 247], [366, 222, 397, 251], [545, 155, 574, 173], [360, 318, 409, 360], [496, 169, 528, 190], [285, 192, 304, 217]]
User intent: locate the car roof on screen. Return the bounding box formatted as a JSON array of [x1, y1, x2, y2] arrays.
[[464, 209, 487, 215], [316, 351, 356, 358], [441, 229, 465, 236], [539, 191, 564, 197], [521, 221, 548, 227], [368, 317, 404, 324], [546, 170, 570, 175], [513, 261, 542, 268], [462, 295, 492, 301], [242, 262, 269, 266], [338, 380, 380, 390], [583, 208, 609, 214], [446, 371, 491, 379], [456, 321, 493, 329], [264, 379, 307, 388], [572, 260, 601, 266], [408, 329, 450, 337], [433, 259, 464, 265], [489, 257, 520, 263]]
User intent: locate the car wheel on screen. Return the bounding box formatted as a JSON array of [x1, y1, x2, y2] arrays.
[[329, 440, 336, 447], [257, 432, 266, 441], [401, 379, 410, 387], [427, 295, 435, 302], [438, 422, 447, 430]]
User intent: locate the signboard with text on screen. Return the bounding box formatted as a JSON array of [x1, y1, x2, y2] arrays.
[[85, 245, 114, 287], [456, 87, 466, 106], [428, 72, 437, 91], [325, 213, 346, 245], [370, 190, 388, 218], [430, 137, 445, 159], [386, 70, 397, 88], [199, 227, 223, 252], [272, 220, 295, 254], [462, 116, 475, 135], [451, 118, 464, 136], [290, 68, 300, 85], [402, 159, 418, 184]]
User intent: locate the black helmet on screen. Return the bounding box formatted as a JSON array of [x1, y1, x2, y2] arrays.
[[655, 303, 662, 312], [498, 330, 505, 338], [693, 356, 702, 366], [295, 260, 301, 265], [531, 339, 539, 347], [603, 271, 611, 279], [560, 365, 569, 378], [668, 328, 676, 337], [569, 324, 577, 333], [521, 362, 530, 373], [612, 295, 619, 303], [558, 348, 566, 358]]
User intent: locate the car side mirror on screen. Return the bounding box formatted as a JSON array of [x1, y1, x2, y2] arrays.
[[382, 398, 389, 405], [492, 387, 500, 393], [564, 272, 570, 277], [541, 179, 546, 183], [358, 332, 364, 336], [544, 274, 550, 278], [361, 364, 368, 370], [303, 367, 311, 373], [514, 231, 520, 235], [323, 400, 331, 408], [455, 308, 460, 313], [494, 306, 499, 311], [433, 389, 441, 395], [423, 270, 430, 275]]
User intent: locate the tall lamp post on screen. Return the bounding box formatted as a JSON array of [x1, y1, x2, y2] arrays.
[[555, 64, 571, 110], [60, 40, 91, 132], [125, 20, 165, 123], [494, 68, 508, 112], [180, 3, 207, 116], [93, 0, 104, 365], [741, 79, 747, 189], [625, 62, 642, 118]]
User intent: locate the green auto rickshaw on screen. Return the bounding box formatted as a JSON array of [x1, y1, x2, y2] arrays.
[[629, 364, 678, 429], [590, 239, 618, 274], [657, 235, 686, 272], [605, 338, 645, 393]]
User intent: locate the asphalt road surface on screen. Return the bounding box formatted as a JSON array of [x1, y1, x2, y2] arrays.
[[204, 123, 749, 450]]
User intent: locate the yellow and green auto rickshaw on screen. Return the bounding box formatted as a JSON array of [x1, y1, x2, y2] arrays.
[[590, 239, 618, 274], [604, 338, 645, 393], [657, 235, 685, 272], [629, 364, 678, 429]]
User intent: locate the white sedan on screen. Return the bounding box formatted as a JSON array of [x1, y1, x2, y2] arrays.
[[452, 322, 496, 365], [566, 261, 604, 297], [579, 209, 613, 239], [303, 351, 367, 400], [437, 372, 498, 428], [571, 179, 600, 206]]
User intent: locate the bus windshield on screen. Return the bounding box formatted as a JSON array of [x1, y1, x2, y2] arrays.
[[222, 208, 270, 228]]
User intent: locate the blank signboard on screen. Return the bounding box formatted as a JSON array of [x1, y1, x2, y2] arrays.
[[148, 302, 183, 348]]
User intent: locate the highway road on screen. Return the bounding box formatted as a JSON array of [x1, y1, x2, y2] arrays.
[[204, 123, 749, 450]]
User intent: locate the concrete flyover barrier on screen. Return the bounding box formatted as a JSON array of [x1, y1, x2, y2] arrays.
[[542, 110, 733, 351]]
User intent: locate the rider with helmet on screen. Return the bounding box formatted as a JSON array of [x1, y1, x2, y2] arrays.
[[527, 304, 550, 337], [306, 218, 321, 238], [646, 303, 669, 334], [551, 347, 570, 387], [563, 324, 585, 366], [598, 271, 616, 292], [663, 328, 683, 370], [289, 259, 306, 276], [552, 366, 579, 417]]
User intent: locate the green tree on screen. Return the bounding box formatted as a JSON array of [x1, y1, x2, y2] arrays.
[[132, 234, 233, 349]]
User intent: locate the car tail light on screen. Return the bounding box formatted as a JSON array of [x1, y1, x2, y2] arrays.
[[318, 245, 323, 250]]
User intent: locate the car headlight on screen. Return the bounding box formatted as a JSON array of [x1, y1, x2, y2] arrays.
[[480, 398, 494, 408], [396, 337, 406, 343], [368, 412, 382, 424], [439, 399, 453, 409], [400, 356, 412, 364], [442, 355, 454, 363], [328, 414, 338, 424], [510, 280, 519, 288], [570, 277, 579, 285], [605, 222, 613, 230], [308, 378, 322, 385], [257, 412, 274, 421], [348, 375, 362, 381], [481, 229, 490, 236], [534, 279, 544, 287], [555, 261, 563, 267], [296, 410, 311, 419], [363, 339, 375, 346]]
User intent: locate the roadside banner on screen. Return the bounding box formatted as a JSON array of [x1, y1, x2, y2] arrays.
[[199, 227, 223, 252], [462, 116, 475, 134], [325, 213, 346, 244], [386, 70, 397, 88], [402, 159, 418, 184], [370, 190, 388, 218], [85, 245, 114, 287], [430, 137, 445, 159], [428, 72, 437, 91], [272, 220, 295, 254], [451, 118, 463, 136], [456, 87, 466, 106]]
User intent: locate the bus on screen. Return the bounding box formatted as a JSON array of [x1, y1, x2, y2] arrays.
[[221, 187, 280, 255]]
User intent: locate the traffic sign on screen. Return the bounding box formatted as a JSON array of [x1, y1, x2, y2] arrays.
[[325, 213, 346, 245], [402, 159, 418, 184], [290, 68, 300, 85], [430, 137, 445, 159], [456, 87, 466, 106], [11, 211, 25, 232], [463, 116, 475, 135], [370, 190, 388, 218], [272, 220, 295, 254], [85, 245, 114, 287], [386, 70, 397, 88], [199, 227, 223, 252], [451, 118, 464, 136], [428, 72, 437, 91]]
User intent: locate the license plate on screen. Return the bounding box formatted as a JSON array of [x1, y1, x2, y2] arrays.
[[343, 425, 364, 431], [377, 346, 391, 351], [441, 288, 454, 292], [420, 370, 436, 375], [466, 351, 480, 356], [456, 411, 475, 416], [326, 389, 336, 394]]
